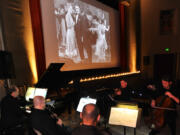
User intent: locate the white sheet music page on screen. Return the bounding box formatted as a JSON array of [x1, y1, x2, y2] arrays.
[[76, 97, 97, 112], [109, 107, 139, 128]]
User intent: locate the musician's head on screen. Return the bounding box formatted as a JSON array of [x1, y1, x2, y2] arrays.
[[120, 78, 128, 88], [8, 85, 19, 98], [161, 75, 172, 89], [80, 103, 100, 126], [33, 96, 46, 110]]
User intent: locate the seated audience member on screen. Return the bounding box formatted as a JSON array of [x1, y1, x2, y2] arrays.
[[72, 103, 111, 135], [31, 96, 69, 135], [0, 85, 25, 129], [113, 78, 131, 102]]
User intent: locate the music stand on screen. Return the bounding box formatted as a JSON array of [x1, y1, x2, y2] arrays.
[[108, 102, 141, 135]]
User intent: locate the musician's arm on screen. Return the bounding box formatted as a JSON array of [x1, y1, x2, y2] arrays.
[[56, 118, 63, 126], [50, 113, 58, 119], [151, 99, 156, 107], [150, 88, 161, 107], [171, 95, 179, 104], [50, 112, 63, 126], [165, 91, 180, 104], [147, 84, 156, 91]]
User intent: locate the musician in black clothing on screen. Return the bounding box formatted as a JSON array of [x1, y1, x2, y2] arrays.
[[0, 85, 25, 129], [149, 76, 179, 135], [31, 96, 69, 135], [72, 104, 111, 135], [113, 79, 131, 102]]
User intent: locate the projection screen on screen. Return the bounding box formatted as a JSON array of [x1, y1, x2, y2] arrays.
[[40, 0, 121, 71]]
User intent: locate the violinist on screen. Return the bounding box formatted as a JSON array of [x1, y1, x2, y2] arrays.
[[149, 76, 180, 135], [113, 78, 131, 102], [31, 96, 69, 135]]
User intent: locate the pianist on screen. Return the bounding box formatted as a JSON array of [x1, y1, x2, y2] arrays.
[[31, 96, 69, 135], [0, 85, 25, 129]]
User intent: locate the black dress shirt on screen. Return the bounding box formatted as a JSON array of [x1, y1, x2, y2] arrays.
[[31, 108, 68, 135], [72, 125, 111, 135], [0, 95, 24, 128], [114, 86, 131, 102]]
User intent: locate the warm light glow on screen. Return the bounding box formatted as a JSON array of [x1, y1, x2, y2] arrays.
[[79, 71, 140, 83], [117, 104, 138, 110], [128, 3, 137, 73], [68, 80, 74, 84], [121, 1, 131, 7], [24, 35, 38, 84], [130, 43, 137, 72], [23, 1, 38, 84]]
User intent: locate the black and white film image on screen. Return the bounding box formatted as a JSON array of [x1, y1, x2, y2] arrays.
[[54, 0, 111, 63]]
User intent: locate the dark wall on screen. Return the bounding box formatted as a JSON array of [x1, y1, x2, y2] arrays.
[[0, 51, 15, 79]]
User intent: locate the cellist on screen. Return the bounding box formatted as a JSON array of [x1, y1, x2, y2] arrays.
[[149, 76, 179, 135]]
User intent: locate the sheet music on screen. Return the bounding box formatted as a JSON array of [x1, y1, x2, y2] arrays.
[[76, 97, 97, 112], [109, 107, 139, 128]]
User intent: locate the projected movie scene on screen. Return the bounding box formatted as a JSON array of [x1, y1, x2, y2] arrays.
[[54, 0, 110, 63]]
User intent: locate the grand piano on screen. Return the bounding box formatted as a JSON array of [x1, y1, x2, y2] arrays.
[[34, 63, 122, 116]]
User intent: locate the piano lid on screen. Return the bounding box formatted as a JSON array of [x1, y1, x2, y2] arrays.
[[35, 63, 69, 89], [35, 63, 121, 89]]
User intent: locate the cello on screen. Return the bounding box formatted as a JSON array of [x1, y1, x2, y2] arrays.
[[148, 95, 176, 130]]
